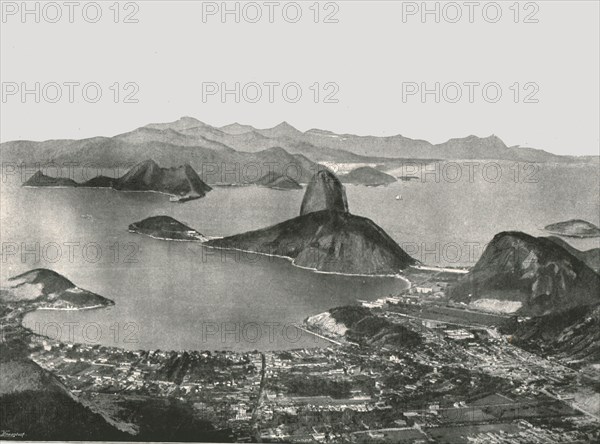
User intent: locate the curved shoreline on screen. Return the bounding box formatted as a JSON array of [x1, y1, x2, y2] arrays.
[[128, 229, 209, 243], [126, 226, 413, 282], [201, 243, 413, 284], [31, 304, 110, 311], [23, 185, 203, 201]]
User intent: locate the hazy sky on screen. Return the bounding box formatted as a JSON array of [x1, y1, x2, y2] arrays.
[[1, 1, 599, 156]]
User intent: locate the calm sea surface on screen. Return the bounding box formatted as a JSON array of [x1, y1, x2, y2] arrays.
[[2, 161, 598, 351]]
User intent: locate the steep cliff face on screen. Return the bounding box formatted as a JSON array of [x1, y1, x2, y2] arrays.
[[450, 232, 600, 315], [300, 170, 349, 216]]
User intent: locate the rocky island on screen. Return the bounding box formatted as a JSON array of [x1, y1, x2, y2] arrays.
[[1, 268, 114, 309], [340, 166, 397, 186], [205, 170, 416, 275], [129, 216, 207, 241], [544, 219, 600, 238], [449, 231, 600, 315], [23, 159, 212, 203]]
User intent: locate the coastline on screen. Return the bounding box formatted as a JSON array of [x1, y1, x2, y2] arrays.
[[31, 304, 110, 311], [201, 243, 413, 284], [23, 185, 203, 201], [543, 230, 600, 239], [14, 303, 112, 346], [128, 229, 208, 243]]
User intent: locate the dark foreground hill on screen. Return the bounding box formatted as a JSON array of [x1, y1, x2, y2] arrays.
[[450, 232, 600, 315], [0, 357, 128, 441], [545, 236, 600, 273], [0, 268, 231, 442], [22, 159, 212, 202], [503, 304, 600, 369]]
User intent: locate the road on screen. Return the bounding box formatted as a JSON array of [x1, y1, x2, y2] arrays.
[[251, 352, 267, 443]]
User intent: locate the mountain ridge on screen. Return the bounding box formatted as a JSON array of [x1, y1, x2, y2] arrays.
[[2, 118, 594, 178]]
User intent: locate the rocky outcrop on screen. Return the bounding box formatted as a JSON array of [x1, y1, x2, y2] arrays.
[[544, 219, 600, 238], [206, 210, 415, 275], [545, 236, 600, 273], [504, 304, 600, 368], [253, 172, 302, 190], [129, 216, 207, 241], [307, 306, 421, 347], [0, 269, 114, 308], [450, 232, 600, 315], [115, 160, 212, 201], [206, 170, 415, 276], [299, 170, 348, 216], [23, 171, 78, 187], [22, 160, 212, 202]]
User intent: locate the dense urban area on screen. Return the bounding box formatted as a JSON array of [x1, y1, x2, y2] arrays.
[[2, 265, 598, 443]]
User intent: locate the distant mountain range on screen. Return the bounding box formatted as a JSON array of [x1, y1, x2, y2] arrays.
[[2, 117, 595, 187], [23, 160, 212, 202]]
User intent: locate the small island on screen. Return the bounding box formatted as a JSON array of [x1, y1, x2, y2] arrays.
[[544, 219, 600, 238], [128, 216, 207, 241], [340, 166, 397, 186]]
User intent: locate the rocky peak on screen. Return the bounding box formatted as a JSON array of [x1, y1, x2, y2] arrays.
[[300, 170, 349, 216]]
